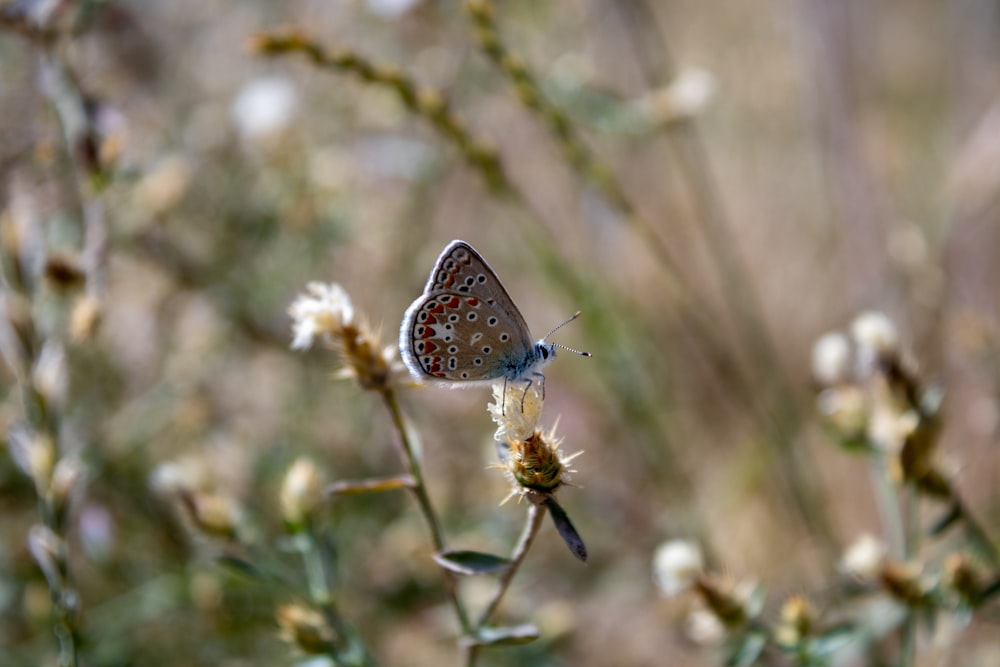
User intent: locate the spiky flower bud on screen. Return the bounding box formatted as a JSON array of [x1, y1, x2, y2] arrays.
[[502, 430, 570, 495]]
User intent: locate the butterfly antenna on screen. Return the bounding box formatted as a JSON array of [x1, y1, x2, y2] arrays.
[[543, 311, 592, 357]]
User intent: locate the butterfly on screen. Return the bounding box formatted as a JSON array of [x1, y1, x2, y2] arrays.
[[399, 240, 588, 391]]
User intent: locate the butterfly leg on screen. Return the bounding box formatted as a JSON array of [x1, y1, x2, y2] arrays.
[[501, 376, 509, 417], [518, 372, 546, 412]]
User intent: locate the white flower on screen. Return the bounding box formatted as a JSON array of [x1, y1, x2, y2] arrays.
[[685, 608, 726, 645], [811, 331, 852, 386], [851, 311, 899, 363], [653, 539, 704, 597], [634, 67, 717, 124], [840, 533, 886, 579], [231, 77, 299, 142], [365, 0, 421, 18], [288, 282, 354, 350], [489, 382, 544, 443]]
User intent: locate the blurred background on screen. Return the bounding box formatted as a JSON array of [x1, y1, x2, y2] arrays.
[[2, 0, 999, 665]]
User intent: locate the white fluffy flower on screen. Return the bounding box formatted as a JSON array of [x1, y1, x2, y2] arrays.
[[288, 283, 354, 350], [653, 539, 704, 597], [840, 533, 886, 579], [231, 77, 299, 142], [851, 311, 899, 360], [812, 331, 851, 386]]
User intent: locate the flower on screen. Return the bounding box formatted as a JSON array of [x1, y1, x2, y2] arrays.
[[851, 311, 899, 372], [288, 282, 393, 390], [811, 331, 851, 386], [489, 381, 544, 443], [634, 67, 717, 125], [840, 534, 886, 580], [653, 539, 704, 597], [288, 282, 354, 351], [231, 77, 299, 142]]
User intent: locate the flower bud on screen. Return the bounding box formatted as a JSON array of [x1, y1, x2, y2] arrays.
[[774, 595, 813, 647], [276, 604, 337, 654], [32, 341, 68, 409], [186, 492, 241, 540], [8, 425, 55, 493], [280, 458, 325, 530]]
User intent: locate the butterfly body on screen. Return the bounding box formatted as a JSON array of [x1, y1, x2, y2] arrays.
[[399, 240, 558, 387]]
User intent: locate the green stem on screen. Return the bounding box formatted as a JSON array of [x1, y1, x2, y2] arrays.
[[869, 454, 905, 559], [380, 387, 472, 634], [298, 528, 379, 666], [464, 502, 547, 667]]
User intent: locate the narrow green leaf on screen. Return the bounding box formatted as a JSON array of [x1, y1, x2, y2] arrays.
[[726, 632, 767, 667], [433, 549, 511, 575], [544, 496, 587, 562], [215, 555, 266, 580], [808, 625, 855, 658]]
